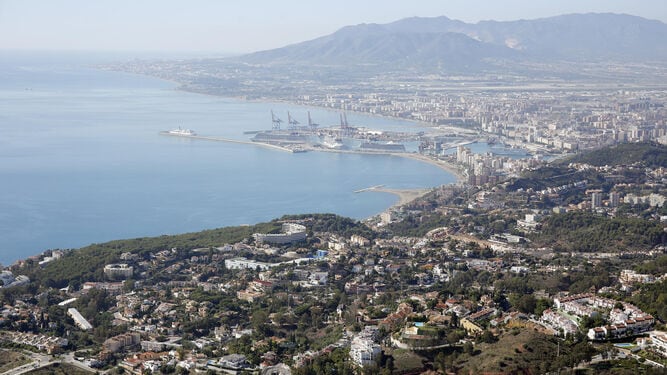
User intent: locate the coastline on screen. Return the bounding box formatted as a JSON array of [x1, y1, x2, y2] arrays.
[[159, 130, 464, 214], [166, 131, 465, 185], [159, 84, 468, 213], [131, 69, 471, 221], [358, 186, 433, 208], [396, 153, 465, 182], [125, 69, 465, 218], [2, 62, 467, 265], [119, 69, 468, 184]]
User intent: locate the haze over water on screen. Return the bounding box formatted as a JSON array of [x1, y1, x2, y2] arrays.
[[0, 52, 457, 265]]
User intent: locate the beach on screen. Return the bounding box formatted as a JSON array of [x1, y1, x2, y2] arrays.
[[396, 153, 465, 182], [352, 154, 464, 211], [357, 186, 432, 208]]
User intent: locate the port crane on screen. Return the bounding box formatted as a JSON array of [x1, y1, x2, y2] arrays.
[[270, 110, 283, 130], [307, 111, 319, 132], [287, 111, 300, 130], [340, 112, 353, 137]]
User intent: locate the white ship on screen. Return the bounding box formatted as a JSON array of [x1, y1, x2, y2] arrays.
[[321, 135, 344, 150], [167, 127, 196, 136]]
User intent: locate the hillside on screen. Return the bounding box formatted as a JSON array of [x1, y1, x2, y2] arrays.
[[238, 13, 667, 69], [559, 142, 667, 168], [452, 330, 595, 374], [15, 214, 372, 289], [20, 221, 279, 289], [532, 211, 666, 253]]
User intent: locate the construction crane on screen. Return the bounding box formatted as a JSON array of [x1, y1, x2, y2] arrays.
[[307, 111, 319, 132], [287, 111, 300, 130], [271, 110, 282, 130]]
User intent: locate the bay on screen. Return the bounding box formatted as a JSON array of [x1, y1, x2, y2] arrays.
[[0, 53, 456, 265]]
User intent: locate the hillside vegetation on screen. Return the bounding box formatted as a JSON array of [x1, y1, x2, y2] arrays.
[[532, 211, 666, 252], [451, 330, 595, 374], [559, 142, 667, 168], [16, 213, 375, 289], [19, 221, 281, 289]]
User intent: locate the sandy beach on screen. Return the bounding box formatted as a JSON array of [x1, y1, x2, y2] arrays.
[[395, 153, 466, 182], [353, 154, 464, 211], [357, 186, 433, 208]]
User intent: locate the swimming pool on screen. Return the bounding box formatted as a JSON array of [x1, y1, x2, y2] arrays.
[[614, 343, 634, 348]]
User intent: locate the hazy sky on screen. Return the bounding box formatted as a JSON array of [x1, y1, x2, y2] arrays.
[[2, 0, 666, 54]]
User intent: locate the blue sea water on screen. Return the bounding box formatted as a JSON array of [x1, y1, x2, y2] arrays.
[[0, 52, 456, 265]]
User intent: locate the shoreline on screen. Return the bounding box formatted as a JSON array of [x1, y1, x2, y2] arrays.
[[123, 69, 468, 183], [358, 186, 433, 208], [131, 70, 466, 218], [161, 131, 463, 213], [3, 67, 466, 266], [396, 153, 466, 182]]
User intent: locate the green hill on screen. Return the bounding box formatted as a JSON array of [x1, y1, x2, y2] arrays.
[[452, 330, 595, 374], [531, 211, 666, 252], [20, 221, 280, 289], [558, 142, 667, 168], [15, 213, 373, 289]]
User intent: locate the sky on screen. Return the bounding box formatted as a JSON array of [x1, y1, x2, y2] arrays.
[[1, 0, 667, 55]]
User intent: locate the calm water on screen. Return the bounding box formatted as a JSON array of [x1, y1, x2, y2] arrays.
[[0, 53, 456, 265]]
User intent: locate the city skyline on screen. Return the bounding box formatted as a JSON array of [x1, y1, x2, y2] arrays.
[[1, 0, 667, 55]]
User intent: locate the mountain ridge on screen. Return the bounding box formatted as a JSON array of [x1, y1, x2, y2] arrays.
[[237, 13, 667, 70]]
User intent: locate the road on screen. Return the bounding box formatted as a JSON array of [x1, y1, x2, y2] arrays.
[[3, 351, 99, 375], [3, 351, 53, 375]]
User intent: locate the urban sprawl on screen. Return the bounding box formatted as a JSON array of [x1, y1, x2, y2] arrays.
[[1, 60, 666, 374]]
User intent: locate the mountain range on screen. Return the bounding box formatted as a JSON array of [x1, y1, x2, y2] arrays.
[[238, 13, 667, 70]]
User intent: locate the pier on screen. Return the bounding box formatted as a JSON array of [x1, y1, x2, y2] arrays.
[[159, 132, 299, 153], [354, 185, 385, 193], [159, 131, 464, 180]]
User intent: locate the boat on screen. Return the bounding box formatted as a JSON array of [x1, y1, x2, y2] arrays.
[[321, 135, 344, 150], [251, 131, 309, 144], [167, 127, 197, 136]]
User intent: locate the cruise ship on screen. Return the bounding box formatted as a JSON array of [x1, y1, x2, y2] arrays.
[[167, 127, 197, 136], [321, 135, 344, 150], [251, 131, 309, 144]]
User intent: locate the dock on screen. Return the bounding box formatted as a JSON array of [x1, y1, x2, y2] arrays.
[[354, 185, 385, 193], [159, 132, 300, 153]]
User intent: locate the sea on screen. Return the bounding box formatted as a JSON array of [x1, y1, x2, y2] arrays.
[[0, 51, 464, 265]]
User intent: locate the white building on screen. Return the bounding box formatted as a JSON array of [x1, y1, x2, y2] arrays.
[[103, 332, 141, 353], [0, 271, 15, 286], [104, 263, 134, 279], [619, 270, 656, 285], [350, 234, 370, 247], [218, 354, 249, 369], [541, 309, 578, 336], [650, 331, 667, 358], [350, 326, 381, 367], [380, 211, 395, 224], [225, 257, 273, 271], [253, 223, 307, 245], [67, 308, 93, 330]]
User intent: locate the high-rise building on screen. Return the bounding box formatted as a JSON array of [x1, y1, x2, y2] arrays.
[[591, 192, 603, 209]]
